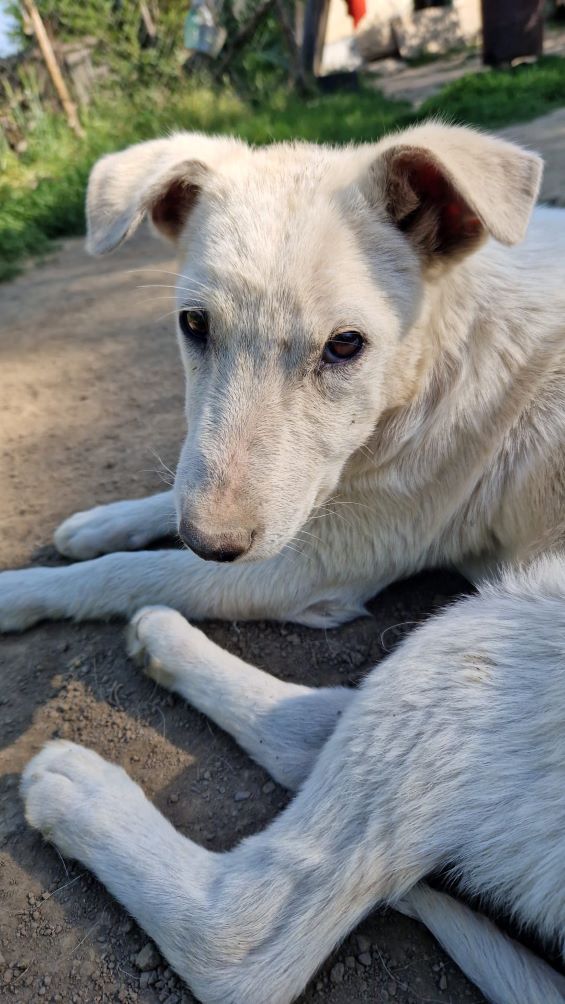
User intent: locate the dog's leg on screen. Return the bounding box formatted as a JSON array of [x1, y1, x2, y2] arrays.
[[22, 676, 439, 1004], [126, 608, 565, 1004], [22, 570, 565, 1004], [0, 542, 371, 633], [54, 491, 176, 560], [127, 606, 353, 789]]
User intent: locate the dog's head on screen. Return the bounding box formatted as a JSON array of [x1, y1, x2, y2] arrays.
[[87, 124, 541, 562]]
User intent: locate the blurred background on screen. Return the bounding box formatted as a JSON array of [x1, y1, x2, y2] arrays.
[[1, 0, 565, 282]]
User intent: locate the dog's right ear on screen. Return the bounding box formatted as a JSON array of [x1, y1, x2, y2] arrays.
[[86, 133, 248, 255]]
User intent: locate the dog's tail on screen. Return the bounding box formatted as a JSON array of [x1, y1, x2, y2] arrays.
[[396, 884, 565, 1004]]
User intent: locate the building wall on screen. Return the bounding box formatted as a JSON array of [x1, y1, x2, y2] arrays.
[[325, 0, 481, 46]]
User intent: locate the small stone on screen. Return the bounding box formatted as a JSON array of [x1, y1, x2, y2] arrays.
[[388, 980, 397, 996], [169, 794, 179, 804], [234, 790, 251, 802], [134, 942, 161, 971], [345, 956, 356, 969], [356, 935, 371, 953], [439, 973, 448, 991], [330, 963, 345, 984], [262, 781, 275, 795], [358, 952, 372, 967], [0, 953, 5, 968], [3, 969, 12, 984]]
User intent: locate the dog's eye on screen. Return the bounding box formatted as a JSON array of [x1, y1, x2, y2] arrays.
[[322, 331, 364, 365], [179, 309, 209, 344]]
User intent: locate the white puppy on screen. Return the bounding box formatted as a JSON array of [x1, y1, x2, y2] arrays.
[[2, 123, 564, 631], [3, 122, 565, 1001]]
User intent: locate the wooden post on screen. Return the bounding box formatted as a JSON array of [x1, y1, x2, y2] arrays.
[[302, 0, 331, 77], [274, 0, 309, 91], [22, 0, 84, 136], [140, 1, 158, 45]]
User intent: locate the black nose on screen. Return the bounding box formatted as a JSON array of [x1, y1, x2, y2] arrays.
[[179, 518, 253, 562]]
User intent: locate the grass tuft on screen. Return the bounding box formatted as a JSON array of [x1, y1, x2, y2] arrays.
[[418, 56, 565, 128]]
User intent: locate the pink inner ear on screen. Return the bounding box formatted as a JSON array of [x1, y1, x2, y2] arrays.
[[406, 156, 483, 253], [151, 178, 200, 242]]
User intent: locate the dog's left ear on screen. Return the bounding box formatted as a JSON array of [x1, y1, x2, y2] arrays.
[[363, 123, 543, 261]]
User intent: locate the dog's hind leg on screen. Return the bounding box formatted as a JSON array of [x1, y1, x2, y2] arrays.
[[127, 606, 353, 790], [23, 570, 565, 1004], [54, 490, 176, 560]]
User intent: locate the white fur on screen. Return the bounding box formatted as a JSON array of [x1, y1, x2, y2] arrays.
[[22, 560, 565, 1003], [3, 123, 565, 1000]]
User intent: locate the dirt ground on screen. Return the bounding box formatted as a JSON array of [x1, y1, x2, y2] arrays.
[[0, 228, 509, 1004]]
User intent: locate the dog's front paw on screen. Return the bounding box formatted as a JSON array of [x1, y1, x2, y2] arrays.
[[127, 606, 192, 689], [21, 741, 140, 861], [0, 567, 56, 632], [54, 498, 166, 560]]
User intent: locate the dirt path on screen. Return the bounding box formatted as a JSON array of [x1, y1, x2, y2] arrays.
[[3, 103, 565, 998]]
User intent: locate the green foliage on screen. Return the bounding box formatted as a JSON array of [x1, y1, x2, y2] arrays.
[[419, 56, 565, 128], [6, 0, 188, 86], [0, 81, 411, 281], [215, 2, 297, 101], [3, 52, 565, 283]]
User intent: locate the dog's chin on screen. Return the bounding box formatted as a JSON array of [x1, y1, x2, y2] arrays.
[[233, 536, 293, 564], [237, 522, 315, 564]]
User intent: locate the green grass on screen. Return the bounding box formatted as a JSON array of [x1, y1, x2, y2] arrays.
[[2, 54, 565, 282], [419, 56, 565, 128], [0, 84, 412, 282]]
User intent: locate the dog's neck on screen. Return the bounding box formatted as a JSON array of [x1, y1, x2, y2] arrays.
[[347, 241, 560, 484]]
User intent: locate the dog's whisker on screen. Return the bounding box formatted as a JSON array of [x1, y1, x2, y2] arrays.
[[282, 541, 306, 560], [331, 499, 373, 512], [150, 465, 176, 484], [134, 283, 209, 296], [126, 267, 209, 285], [359, 441, 376, 458], [136, 272, 212, 292], [148, 449, 177, 482], [295, 528, 323, 545], [156, 308, 184, 323]]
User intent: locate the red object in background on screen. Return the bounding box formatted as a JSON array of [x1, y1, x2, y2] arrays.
[[347, 0, 367, 28]]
